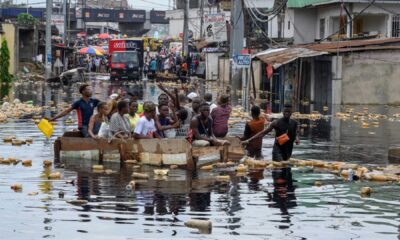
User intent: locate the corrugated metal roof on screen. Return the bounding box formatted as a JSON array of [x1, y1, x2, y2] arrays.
[[323, 45, 400, 53], [253, 47, 327, 69], [303, 38, 400, 51]]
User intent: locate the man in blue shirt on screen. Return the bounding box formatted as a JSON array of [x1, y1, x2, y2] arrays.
[[49, 84, 99, 137], [150, 58, 157, 77]]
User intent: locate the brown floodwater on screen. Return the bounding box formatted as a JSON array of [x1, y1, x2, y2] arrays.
[[0, 78, 400, 239]]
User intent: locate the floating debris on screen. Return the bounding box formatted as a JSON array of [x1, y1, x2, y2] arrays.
[[11, 184, 23, 191], [132, 172, 149, 179], [200, 165, 213, 171], [58, 191, 65, 198], [235, 164, 248, 172], [92, 165, 104, 171], [154, 169, 169, 176], [215, 175, 230, 182], [67, 200, 88, 206], [170, 164, 178, 169], [125, 160, 137, 164], [360, 187, 372, 196], [126, 180, 136, 190], [104, 169, 115, 175], [185, 219, 212, 234], [43, 160, 52, 167], [22, 160, 32, 166], [48, 172, 61, 179]]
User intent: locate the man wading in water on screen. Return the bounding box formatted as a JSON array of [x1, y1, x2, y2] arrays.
[[242, 105, 300, 161]]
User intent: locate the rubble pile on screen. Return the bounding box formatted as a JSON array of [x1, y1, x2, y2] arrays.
[[0, 100, 43, 122]]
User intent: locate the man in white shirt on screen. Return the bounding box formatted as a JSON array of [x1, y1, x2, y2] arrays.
[[134, 101, 161, 139], [204, 93, 217, 113]]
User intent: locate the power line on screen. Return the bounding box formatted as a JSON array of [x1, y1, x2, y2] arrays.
[[245, 6, 277, 48], [135, 0, 170, 8], [244, 0, 288, 23], [245, 0, 273, 17]]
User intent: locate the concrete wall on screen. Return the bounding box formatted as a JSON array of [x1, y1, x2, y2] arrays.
[[292, 8, 317, 44], [341, 50, 400, 105], [1, 24, 16, 75], [283, 9, 295, 39], [205, 52, 224, 80], [218, 57, 230, 86]]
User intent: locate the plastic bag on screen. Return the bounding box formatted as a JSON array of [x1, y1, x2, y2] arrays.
[[98, 122, 110, 138]]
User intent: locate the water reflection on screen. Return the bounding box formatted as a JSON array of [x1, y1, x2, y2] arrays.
[[269, 167, 296, 230]]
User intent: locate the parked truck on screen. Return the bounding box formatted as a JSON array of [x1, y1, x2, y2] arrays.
[[109, 38, 144, 81]]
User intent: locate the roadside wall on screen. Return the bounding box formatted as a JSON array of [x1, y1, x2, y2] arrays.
[[1, 23, 16, 75], [341, 50, 400, 105]]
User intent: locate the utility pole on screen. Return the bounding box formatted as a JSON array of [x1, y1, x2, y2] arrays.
[[45, 0, 53, 78], [229, 0, 244, 99], [63, 0, 67, 44], [199, 0, 204, 39], [67, 0, 71, 47], [182, 0, 189, 56]]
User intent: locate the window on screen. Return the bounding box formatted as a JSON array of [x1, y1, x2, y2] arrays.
[[339, 16, 347, 35], [288, 21, 291, 30], [320, 18, 325, 39], [353, 18, 363, 35], [392, 15, 400, 37]]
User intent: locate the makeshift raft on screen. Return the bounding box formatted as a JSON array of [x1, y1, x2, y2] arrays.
[[54, 132, 245, 170]]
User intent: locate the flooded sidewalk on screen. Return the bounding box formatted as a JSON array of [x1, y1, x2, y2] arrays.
[[0, 79, 400, 239]]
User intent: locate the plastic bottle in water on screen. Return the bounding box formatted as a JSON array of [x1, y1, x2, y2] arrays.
[[348, 169, 353, 181]]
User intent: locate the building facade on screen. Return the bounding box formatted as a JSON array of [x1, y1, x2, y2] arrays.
[[284, 0, 400, 44]]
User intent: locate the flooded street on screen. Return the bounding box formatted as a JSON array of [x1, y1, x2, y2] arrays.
[[1, 78, 400, 240]]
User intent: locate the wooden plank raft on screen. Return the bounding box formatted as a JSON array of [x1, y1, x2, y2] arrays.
[[54, 132, 245, 170]]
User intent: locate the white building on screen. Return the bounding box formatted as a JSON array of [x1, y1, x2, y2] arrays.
[[283, 0, 400, 44]]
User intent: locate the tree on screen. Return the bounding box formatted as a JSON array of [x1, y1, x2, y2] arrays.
[[0, 39, 12, 98], [17, 13, 39, 25]]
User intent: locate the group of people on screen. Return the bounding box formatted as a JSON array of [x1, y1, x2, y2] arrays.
[[49, 82, 300, 161], [50, 83, 231, 146], [80, 55, 109, 73], [144, 51, 203, 81]]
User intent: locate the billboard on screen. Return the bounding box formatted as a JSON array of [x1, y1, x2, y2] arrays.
[[204, 13, 227, 42], [150, 10, 168, 24], [116, 10, 146, 23], [83, 9, 114, 21]]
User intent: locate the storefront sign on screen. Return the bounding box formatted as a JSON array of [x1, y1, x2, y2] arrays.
[[234, 54, 251, 68], [204, 13, 227, 42], [150, 10, 168, 24], [117, 10, 146, 23], [83, 9, 114, 21]]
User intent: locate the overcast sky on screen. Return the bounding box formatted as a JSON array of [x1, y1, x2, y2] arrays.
[[19, 0, 171, 10]]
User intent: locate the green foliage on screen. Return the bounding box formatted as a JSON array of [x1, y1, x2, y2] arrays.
[[0, 39, 12, 98], [17, 13, 39, 25]]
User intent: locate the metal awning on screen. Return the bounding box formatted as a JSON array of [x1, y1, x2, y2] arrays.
[[253, 47, 327, 69]]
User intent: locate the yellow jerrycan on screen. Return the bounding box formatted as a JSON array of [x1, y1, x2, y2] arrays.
[[37, 119, 54, 138]]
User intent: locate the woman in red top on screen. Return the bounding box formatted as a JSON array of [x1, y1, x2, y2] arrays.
[[210, 94, 232, 138]]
